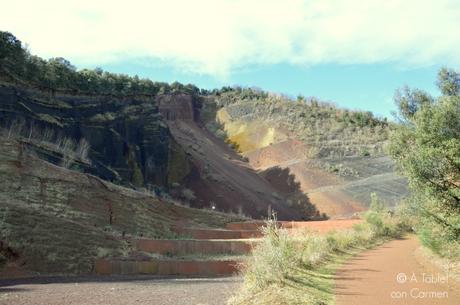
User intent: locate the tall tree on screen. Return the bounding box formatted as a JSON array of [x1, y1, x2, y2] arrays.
[[0, 31, 26, 76], [389, 68, 460, 256]]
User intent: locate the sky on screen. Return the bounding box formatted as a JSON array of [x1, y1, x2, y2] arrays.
[[2, 0, 460, 118]]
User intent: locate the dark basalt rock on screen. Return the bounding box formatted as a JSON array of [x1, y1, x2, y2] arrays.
[[0, 83, 192, 189]]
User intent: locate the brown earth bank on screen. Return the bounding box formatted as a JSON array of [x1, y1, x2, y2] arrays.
[[0, 138, 245, 275], [166, 120, 305, 219], [0, 276, 241, 305], [0, 135, 361, 278], [244, 139, 406, 217], [335, 235, 460, 305]]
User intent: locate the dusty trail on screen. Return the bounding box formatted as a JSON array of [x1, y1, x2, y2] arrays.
[[0, 276, 241, 305], [335, 235, 460, 305]]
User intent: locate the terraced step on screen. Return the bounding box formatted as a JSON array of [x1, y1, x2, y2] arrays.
[[136, 238, 258, 255], [93, 220, 362, 276], [280, 219, 362, 233], [173, 227, 263, 239], [226, 219, 362, 233], [226, 221, 267, 230], [94, 258, 240, 276]]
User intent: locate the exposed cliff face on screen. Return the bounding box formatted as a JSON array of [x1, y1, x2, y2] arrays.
[[157, 93, 197, 121], [165, 120, 307, 220], [156, 93, 310, 219], [0, 82, 311, 219], [0, 82, 191, 188]]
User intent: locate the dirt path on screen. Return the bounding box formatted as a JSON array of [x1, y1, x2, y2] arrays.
[[335, 235, 460, 305], [0, 276, 241, 305]]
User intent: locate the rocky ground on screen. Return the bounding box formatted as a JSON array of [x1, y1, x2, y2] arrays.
[[0, 276, 242, 305]]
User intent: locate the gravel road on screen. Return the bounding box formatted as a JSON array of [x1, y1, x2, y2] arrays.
[[0, 276, 242, 305]]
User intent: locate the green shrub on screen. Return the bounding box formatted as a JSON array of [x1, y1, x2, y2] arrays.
[[388, 68, 460, 258], [231, 212, 408, 305], [364, 208, 404, 239], [364, 193, 404, 239]]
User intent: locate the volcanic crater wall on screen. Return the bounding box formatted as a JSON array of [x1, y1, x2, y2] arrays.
[[0, 83, 192, 189], [157, 94, 197, 121], [0, 83, 313, 219]]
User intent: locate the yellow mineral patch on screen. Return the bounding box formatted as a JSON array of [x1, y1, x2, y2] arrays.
[[260, 127, 275, 148], [229, 132, 258, 152], [225, 121, 247, 138], [217, 108, 286, 153], [225, 121, 277, 152], [216, 108, 231, 124]]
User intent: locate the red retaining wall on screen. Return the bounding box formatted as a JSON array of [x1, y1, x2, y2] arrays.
[[172, 227, 263, 239], [136, 239, 257, 255], [225, 219, 362, 234], [226, 221, 267, 230], [94, 259, 239, 276], [157, 260, 239, 276], [94, 259, 159, 275]]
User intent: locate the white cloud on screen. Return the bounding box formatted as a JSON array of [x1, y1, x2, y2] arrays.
[[1, 0, 459, 77]]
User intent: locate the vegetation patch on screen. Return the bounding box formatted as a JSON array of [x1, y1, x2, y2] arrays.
[[229, 204, 407, 305], [388, 68, 460, 260], [211, 88, 389, 159]]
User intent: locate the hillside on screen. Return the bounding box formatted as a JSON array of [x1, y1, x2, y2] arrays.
[[204, 88, 408, 216], [0, 31, 412, 277], [0, 81, 310, 219], [0, 136, 247, 275], [0, 31, 407, 222]]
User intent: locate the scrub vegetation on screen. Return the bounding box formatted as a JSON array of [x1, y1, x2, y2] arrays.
[[229, 69, 460, 305], [0, 31, 202, 96], [389, 68, 460, 260], [228, 202, 407, 305], [212, 87, 390, 159]]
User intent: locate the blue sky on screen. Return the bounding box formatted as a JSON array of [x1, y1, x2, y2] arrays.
[[2, 0, 459, 118], [100, 60, 442, 118]]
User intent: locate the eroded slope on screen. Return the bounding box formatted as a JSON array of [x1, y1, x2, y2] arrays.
[[209, 89, 408, 217], [0, 137, 243, 275]]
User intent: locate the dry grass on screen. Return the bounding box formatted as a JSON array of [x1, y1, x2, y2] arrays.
[[1, 119, 90, 168], [228, 212, 406, 305]]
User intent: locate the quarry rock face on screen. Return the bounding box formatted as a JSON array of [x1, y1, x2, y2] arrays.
[[157, 93, 197, 121], [0, 83, 192, 189], [0, 82, 309, 219]]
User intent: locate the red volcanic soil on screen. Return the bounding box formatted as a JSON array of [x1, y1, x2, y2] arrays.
[[245, 139, 364, 217], [167, 120, 302, 219], [336, 235, 460, 305], [307, 191, 365, 217], [244, 139, 309, 170]]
